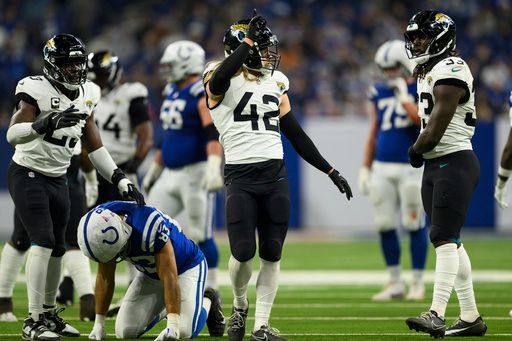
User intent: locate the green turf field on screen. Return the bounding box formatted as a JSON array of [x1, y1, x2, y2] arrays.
[[1, 237, 511, 340]]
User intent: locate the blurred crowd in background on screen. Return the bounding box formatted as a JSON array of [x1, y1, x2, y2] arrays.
[[0, 0, 511, 127]]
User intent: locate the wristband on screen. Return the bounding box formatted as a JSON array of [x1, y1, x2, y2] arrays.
[[95, 314, 106, 327], [167, 313, 180, 330]]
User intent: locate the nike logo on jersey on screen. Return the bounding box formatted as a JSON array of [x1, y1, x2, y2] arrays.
[[440, 163, 449, 169], [451, 66, 463, 72]]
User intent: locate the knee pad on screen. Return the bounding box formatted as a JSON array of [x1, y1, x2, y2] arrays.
[[10, 237, 30, 252], [259, 239, 283, 262], [231, 240, 256, 262], [225, 193, 246, 225]]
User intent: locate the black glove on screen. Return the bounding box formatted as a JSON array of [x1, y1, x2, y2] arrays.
[[329, 169, 353, 201], [124, 183, 146, 206], [246, 9, 267, 43], [408, 145, 424, 168], [32, 105, 84, 134], [112, 168, 146, 206]]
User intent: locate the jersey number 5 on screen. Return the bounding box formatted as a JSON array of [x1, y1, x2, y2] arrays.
[[233, 92, 280, 132]]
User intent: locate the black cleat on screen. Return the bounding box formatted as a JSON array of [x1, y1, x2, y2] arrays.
[[251, 325, 289, 341], [79, 294, 96, 321], [406, 310, 446, 339], [22, 315, 60, 341], [204, 288, 225, 337], [445, 316, 487, 337], [44, 308, 80, 337], [56, 277, 74, 306], [227, 305, 248, 341]]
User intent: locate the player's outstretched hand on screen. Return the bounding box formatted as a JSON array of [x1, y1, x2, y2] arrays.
[[246, 9, 267, 43], [155, 327, 180, 341], [329, 169, 353, 201], [408, 145, 424, 168], [32, 105, 84, 134], [201, 155, 224, 192], [387, 77, 412, 103], [88, 322, 106, 340], [495, 181, 508, 208]]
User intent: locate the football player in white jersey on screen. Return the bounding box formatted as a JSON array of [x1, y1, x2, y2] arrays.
[[402, 11, 487, 338], [360, 40, 428, 302], [203, 12, 352, 341], [5, 33, 144, 341], [142, 40, 224, 299]]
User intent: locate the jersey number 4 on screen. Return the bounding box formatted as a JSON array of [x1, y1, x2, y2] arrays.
[[233, 92, 280, 132]]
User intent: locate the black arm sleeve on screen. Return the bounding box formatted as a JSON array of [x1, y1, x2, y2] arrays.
[[128, 97, 150, 128], [280, 111, 332, 174], [204, 123, 220, 141], [208, 42, 252, 96]]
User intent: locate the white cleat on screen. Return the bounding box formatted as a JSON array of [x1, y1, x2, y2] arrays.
[[0, 312, 18, 322], [372, 282, 405, 301], [406, 281, 425, 301]]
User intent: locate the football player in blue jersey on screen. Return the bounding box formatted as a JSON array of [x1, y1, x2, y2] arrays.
[[359, 40, 428, 301], [142, 41, 223, 295], [78, 202, 225, 340]]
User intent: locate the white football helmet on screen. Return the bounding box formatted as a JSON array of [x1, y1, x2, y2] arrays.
[[77, 208, 132, 263], [374, 40, 415, 76], [160, 40, 205, 83]]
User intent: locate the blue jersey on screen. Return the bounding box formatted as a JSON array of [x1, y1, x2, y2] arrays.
[[97, 201, 203, 280], [369, 81, 419, 163], [159, 81, 207, 169]]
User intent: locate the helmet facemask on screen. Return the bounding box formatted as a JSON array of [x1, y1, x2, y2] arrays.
[[45, 54, 87, 90]]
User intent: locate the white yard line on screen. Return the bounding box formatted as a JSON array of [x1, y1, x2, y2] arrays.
[[16, 270, 512, 285]]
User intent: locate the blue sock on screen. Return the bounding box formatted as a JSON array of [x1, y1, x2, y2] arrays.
[[198, 238, 219, 268], [409, 227, 428, 270], [379, 230, 400, 266]]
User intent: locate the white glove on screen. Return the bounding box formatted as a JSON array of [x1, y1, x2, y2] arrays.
[[387, 77, 413, 103], [495, 179, 508, 208], [155, 327, 180, 341], [142, 161, 164, 194], [201, 154, 223, 192], [89, 315, 106, 340], [83, 170, 99, 208], [154, 313, 180, 341], [358, 167, 371, 196]]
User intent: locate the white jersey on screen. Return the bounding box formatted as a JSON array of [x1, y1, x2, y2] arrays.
[[417, 56, 476, 159], [93, 82, 148, 164], [204, 65, 289, 164], [12, 76, 100, 176]]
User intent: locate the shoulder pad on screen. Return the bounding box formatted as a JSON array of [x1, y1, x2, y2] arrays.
[[15, 76, 47, 101], [123, 82, 149, 99], [203, 61, 221, 84], [84, 80, 102, 105], [272, 71, 289, 93]]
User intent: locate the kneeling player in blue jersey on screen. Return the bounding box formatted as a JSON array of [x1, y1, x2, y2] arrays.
[[77, 201, 225, 340]]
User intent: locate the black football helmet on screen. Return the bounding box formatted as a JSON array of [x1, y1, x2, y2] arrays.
[[43, 33, 88, 90], [87, 50, 122, 89], [404, 10, 456, 65], [223, 19, 281, 74]]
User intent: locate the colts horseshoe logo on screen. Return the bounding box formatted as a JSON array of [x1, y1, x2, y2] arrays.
[[101, 226, 119, 245]]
